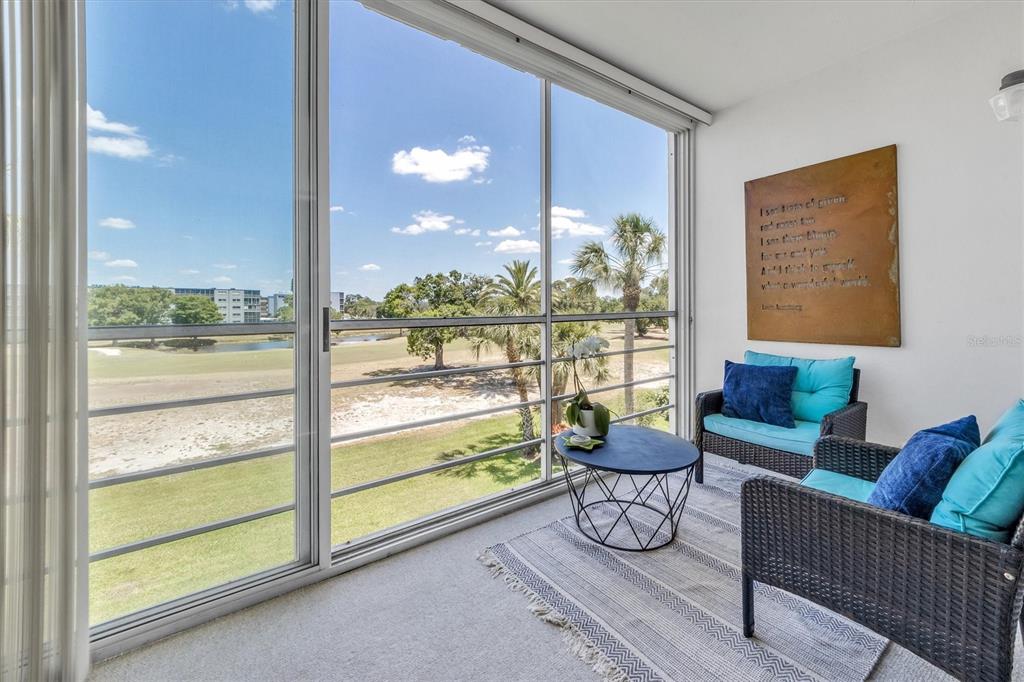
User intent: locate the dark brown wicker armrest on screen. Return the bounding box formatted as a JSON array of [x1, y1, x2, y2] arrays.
[[812, 435, 899, 481], [741, 476, 1024, 681], [819, 401, 867, 440], [693, 389, 723, 448]]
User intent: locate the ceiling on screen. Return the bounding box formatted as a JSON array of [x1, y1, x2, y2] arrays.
[[490, 0, 977, 113]]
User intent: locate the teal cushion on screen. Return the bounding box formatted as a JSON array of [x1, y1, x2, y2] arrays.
[[703, 413, 819, 456], [744, 351, 856, 423], [801, 469, 876, 503], [930, 400, 1024, 542]]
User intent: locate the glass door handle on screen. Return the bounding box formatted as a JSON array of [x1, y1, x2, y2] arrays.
[[322, 307, 330, 352]]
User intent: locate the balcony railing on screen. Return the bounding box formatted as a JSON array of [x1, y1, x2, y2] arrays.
[[87, 313, 676, 620]]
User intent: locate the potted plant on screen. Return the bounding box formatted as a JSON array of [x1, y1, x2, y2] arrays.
[[563, 336, 611, 438]]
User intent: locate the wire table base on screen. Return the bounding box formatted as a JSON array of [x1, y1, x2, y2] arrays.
[[559, 455, 695, 551]]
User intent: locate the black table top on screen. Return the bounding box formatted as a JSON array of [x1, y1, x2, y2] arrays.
[[554, 425, 699, 475]]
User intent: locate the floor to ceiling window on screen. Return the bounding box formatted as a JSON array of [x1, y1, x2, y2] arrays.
[[85, 0, 689, 649], [85, 0, 302, 627]]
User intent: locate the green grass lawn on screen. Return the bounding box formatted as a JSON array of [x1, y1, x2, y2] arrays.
[[87, 323, 671, 625], [88, 389, 669, 625]]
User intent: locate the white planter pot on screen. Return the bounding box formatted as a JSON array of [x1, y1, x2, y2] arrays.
[[572, 408, 603, 437]]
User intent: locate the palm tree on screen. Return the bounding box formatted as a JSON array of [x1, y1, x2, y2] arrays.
[[547, 322, 610, 425], [571, 213, 666, 416], [472, 260, 541, 450]]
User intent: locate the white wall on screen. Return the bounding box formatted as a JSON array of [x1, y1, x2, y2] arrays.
[[695, 2, 1023, 445]]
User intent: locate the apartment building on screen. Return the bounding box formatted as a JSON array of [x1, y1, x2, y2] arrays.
[[173, 287, 261, 324]]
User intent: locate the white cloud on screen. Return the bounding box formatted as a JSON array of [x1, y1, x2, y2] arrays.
[[392, 143, 490, 183], [105, 259, 138, 268], [211, 276, 233, 284], [550, 206, 606, 239], [179, 269, 200, 275], [88, 135, 153, 159], [99, 217, 136, 230], [212, 263, 237, 270], [458, 135, 477, 144], [330, 205, 344, 213], [472, 177, 493, 185], [358, 263, 381, 272], [391, 210, 456, 236], [494, 239, 540, 254], [157, 153, 184, 167], [487, 226, 522, 238], [182, 235, 194, 240], [87, 105, 140, 137], [453, 227, 481, 236], [244, 0, 278, 12], [551, 206, 586, 219], [112, 275, 137, 282], [88, 250, 110, 262], [474, 241, 492, 247], [557, 258, 575, 265]]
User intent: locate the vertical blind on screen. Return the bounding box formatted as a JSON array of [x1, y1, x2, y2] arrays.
[[0, 0, 88, 679]]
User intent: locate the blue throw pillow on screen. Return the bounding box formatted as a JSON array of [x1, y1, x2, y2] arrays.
[[721, 361, 798, 428], [867, 415, 980, 518]]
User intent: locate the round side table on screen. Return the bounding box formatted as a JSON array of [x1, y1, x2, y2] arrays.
[[555, 425, 700, 551]]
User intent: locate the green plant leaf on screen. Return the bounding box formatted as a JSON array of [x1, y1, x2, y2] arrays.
[[565, 402, 579, 426], [593, 403, 610, 436]]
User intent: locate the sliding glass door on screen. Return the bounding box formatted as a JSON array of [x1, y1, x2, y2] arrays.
[[85, 0, 688, 649], [85, 0, 307, 628], [326, 1, 544, 547]]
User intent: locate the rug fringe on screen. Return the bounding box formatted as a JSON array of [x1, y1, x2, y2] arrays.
[[479, 548, 629, 682]]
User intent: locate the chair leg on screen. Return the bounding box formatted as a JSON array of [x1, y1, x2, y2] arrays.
[[695, 449, 704, 484], [742, 570, 754, 637]]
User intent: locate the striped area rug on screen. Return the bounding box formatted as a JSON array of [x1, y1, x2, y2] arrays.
[[480, 462, 887, 681]]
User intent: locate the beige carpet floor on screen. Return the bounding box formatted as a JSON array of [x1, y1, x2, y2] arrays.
[[90, 454, 1022, 681]]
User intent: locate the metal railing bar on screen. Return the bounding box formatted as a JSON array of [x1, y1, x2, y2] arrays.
[[88, 322, 295, 341], [551, 311, 674, 322], [610, 404, 675, 425], [89, 387, 295, 418], [329, 315, 544, 331], [330, 438, 544, 500], [330, 398, 543, 445], [89, 503, 296, 562], [551, 373, 675, 402], [88, 444, 295, 490], [329, 358, 543, 391], [550, 343, 673, 364]]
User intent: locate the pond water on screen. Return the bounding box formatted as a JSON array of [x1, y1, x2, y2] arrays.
[[187, 334, 389, 353]]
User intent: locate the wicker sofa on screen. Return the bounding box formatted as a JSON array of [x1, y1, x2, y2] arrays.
[[694, 367, 865, 482], [741, 436, 1024, 682]]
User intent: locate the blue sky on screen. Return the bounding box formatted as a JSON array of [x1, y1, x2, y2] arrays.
[[87, 0, 668, 301]]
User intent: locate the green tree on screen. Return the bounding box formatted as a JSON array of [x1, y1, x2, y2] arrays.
[[381, 271, 485, 369], [168, 295, 223, 351], [88, 285, 174, 327], [276, 294, 294, 322], [406, 305, 463, 370], [171, 295, 223, 325], [379, 283, 419, 319], [343, 293, 379, 319], [472, 260, 542, 450], [571, 213, 666, 415]]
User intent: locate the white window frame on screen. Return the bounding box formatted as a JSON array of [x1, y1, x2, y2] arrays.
[[87, 0, 699, 661]]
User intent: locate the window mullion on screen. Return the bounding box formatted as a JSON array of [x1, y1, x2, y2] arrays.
[[540, 78, 553, 482]]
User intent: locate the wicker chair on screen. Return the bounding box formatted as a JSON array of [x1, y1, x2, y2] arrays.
[[693, 368, 865, 482], [741, 436, 1024, 682]]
